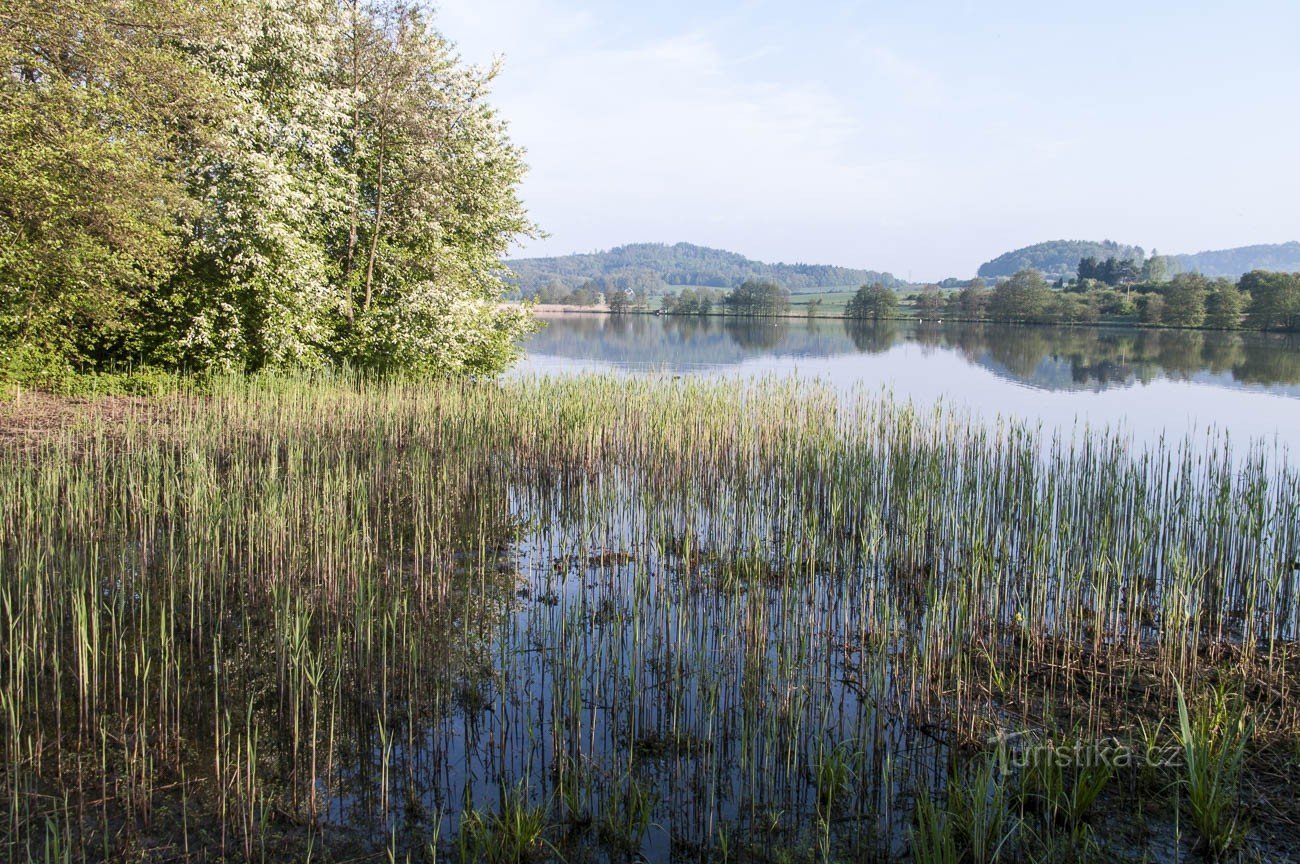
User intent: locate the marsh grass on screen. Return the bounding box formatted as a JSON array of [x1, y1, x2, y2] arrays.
[[910, 790, 960, 864], [460, 784, 556, 864], [1017, 727, 1114, 834], [0, 373, 1296, 861], [1175, 681, 1251, 859], [949, 750, 1015, 863]]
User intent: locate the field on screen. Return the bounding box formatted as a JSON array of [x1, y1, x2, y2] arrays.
[[656, 287, 867, 315], [787, 289, 859, 315], [654, 287, 924, 316], [2, 376, 1299, 862]]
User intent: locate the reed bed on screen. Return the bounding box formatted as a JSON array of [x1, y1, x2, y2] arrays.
[[0, 374, 1297, 862]]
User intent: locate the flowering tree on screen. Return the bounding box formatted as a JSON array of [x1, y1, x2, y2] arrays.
[[1, 0, 537, 376]]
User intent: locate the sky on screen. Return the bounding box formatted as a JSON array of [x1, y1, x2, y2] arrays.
[[436, 0, 1300, 281]]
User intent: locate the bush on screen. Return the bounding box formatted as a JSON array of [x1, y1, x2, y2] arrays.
[[1, 343, 187, 397]]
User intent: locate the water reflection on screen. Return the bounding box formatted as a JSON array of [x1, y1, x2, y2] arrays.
[[523, 313, 1300, 396], [844, 318, 899, 354]]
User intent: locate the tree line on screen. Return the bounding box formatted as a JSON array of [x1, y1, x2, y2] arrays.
[[527, 312, 1300, 388], [607, 279, 788, 316], [844, 269, 1299, 331], [590, 267, 1297, 332], [1, 0, 535, 379]]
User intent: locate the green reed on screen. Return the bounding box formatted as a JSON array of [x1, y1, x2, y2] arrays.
[[1175, 680, 1252, 860], [0, 373, 1296, 861]]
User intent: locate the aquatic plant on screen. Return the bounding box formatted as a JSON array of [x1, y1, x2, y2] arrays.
[[0, 373, 1296, 861], [1175, 681, 1251, 860]]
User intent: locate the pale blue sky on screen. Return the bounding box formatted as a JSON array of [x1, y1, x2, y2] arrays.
[[437, 1, 1300, 280]]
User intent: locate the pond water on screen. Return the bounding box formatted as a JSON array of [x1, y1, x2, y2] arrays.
[[519, 313, 1300, 451], [9, 343, 1299, 863]]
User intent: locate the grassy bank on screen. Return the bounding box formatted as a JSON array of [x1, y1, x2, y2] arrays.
[[1, 375, 1298, 862]]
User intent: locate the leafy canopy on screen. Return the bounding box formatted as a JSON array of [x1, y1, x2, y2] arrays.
[[1, 0, 537, 376], [846, 284, 898, 320]]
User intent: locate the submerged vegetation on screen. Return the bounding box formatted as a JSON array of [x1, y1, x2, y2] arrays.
[[2, 375, 1298, 861]]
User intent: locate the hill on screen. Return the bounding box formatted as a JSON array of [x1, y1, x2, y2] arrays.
[[977, 240, 1147, 280], [1171, 242, 1300, 278], [506, 242, 905, 295], [979, 239, 1300, 281]]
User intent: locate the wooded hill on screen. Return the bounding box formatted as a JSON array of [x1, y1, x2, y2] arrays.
[[979, 240, 1300, 281], [1170, 242, 1300, 279], [978, 241, 1148, 279], [506, 242, 906, 295]]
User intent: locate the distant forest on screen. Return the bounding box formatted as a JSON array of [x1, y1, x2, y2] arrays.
[[506, 242, 905, 296], [1169, 242, 1300, 279], [979, 241, 1148, 279], [980, 240, 1300, 281]]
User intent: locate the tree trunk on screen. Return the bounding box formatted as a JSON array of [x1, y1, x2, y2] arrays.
[[363, 136, 385, 313], [341, 1, 361, 319]]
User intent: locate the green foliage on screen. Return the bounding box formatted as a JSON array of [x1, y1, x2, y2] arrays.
[[1091, 286, 1135, 317], [954, 278, 989, 318], [1242, 269, 1300, 331], [1205, 279, 1248, 329], [724, 278, 790, 316], [598, 773, 658, 852], [1, 0, 537, 379], [989, 270, 1054, 323], [910, 790, 960, 864], [0, 344, 187, 396], [1175, 681, 1251, 860], [1048, 291, 1100, 324], [160, 0, 348, 372], [460, 784, 556, 863], [906, 752, 1020, 864], [845, 283, 898, 319], [1139, 292, 1166, 325], [1019, 739, 1113, 833], [1163, 273, 1209, 328], [969, 265, 1296, 331], [1078, 255, 1141, 286], [508, 242, 905, 295], [948, 752, 1015, 864], [665, 287, 724, 315], [2, 374, 1298, 859], [982, 239, 1300, 283], [0, 0, 224, 366], [914, 285, 944, 316], [1142, 253, 1172, 283], [606, 288, 633, 313], [979, 240, 1146, 280], [813, 741, 855, 820]]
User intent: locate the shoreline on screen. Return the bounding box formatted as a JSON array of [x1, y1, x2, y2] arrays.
[[513, 304, 1290, 335]]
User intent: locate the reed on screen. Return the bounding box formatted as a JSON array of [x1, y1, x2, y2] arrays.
[[1175, 681, 1251, 860], [0, 372, 1295, 861], [910, 789, 959, 864]]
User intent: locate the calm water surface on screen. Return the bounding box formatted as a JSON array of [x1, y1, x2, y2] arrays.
[[520, 313, 1300, 450]]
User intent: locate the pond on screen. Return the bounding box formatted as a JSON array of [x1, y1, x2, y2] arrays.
[[519, 313, 1300, 451], [5, 343, 1299, 864]]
